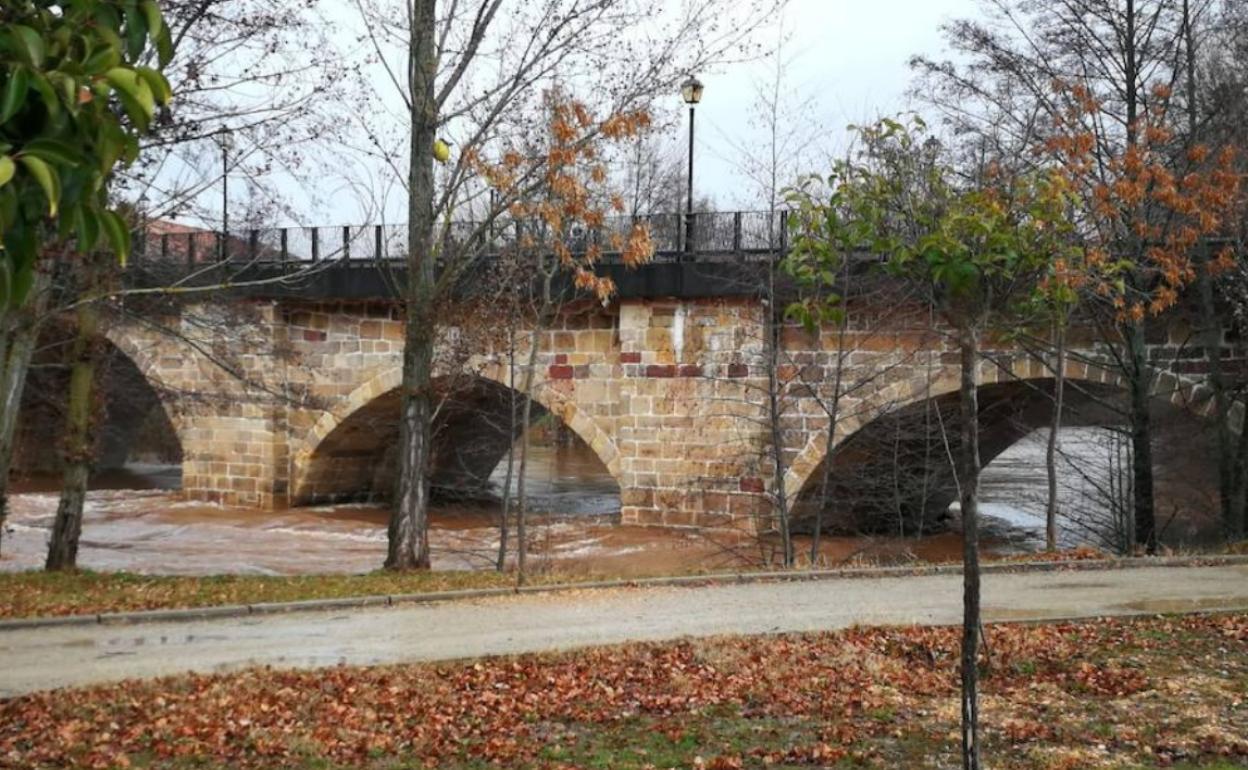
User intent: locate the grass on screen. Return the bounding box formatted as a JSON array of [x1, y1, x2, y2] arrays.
[[2, 613, 1244, 769], [0, 568, 602, 620], [0, 544, 1241, 620]]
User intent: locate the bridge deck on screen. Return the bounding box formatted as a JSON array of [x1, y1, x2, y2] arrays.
[[129, 211, 799, 300]]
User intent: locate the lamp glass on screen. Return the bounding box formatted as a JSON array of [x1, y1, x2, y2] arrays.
[[680, 76, 703, 105]]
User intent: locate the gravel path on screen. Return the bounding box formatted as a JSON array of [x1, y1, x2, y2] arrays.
[[2, 563, 1246, 697]]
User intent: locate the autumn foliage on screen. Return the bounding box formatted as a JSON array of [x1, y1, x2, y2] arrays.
[[1, 613, 1245, 769], [471, 95, 655, 303], [1042, 82, 1242, 320]]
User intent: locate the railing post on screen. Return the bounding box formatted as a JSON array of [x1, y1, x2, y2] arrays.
[[160, 232, 169, 262], [249, 230, 259, 262], [778, 210, 789, 255], [311, 227, 320, 262], [280, 228, 288, 264], [342, 226, 351, 261], [187, 231, 196, 271], [733, 211, 742, 253], [375, 225, 383, 261]]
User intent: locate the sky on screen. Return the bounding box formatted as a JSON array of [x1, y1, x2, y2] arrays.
[[195, 0, 985, 226], [687, 0, 981, 210]]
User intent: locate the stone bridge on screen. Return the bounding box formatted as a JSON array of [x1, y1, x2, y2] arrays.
[[14, 215, 1232, 534]]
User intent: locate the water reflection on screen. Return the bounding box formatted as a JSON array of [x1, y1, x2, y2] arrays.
[[488, 443, 620, 517]]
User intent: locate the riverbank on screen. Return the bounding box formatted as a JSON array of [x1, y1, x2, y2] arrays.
[[2, 610, 1244, 768], [1, 551, 1242, 623]]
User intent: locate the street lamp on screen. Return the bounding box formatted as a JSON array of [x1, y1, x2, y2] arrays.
[[217, 130, 234, 260], [680, 75, 703, 254]]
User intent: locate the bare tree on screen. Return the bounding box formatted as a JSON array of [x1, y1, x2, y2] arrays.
[[348, 0, 783, 570]]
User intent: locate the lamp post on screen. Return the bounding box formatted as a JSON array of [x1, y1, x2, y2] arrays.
[[217, 130, 234, 260], [680, 75, 703, 254]]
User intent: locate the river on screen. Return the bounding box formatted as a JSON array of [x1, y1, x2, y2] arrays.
[[0, 427, 1172, 576]]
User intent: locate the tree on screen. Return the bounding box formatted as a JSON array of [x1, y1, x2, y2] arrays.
[[118, 0, 343, 226], [1042, 81, 1242, 550], [799, 116, 1069, 769], [491, 94, 655, 582], [356, 0, 782, 570], [912, 0, 1244, 553], [0, 1, 173, 565]]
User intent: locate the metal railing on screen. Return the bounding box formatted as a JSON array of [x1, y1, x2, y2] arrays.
[[130, 210, 792, 272]]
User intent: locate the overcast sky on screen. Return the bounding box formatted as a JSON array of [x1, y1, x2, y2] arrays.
[[220, 0, 985, 225], [687, 0, 979, 210]]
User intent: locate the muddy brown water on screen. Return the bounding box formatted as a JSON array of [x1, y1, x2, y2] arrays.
[[1, 434, 1129, 577]]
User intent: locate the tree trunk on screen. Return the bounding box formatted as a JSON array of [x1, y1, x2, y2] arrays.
[[0, 271, 49, 556], [514, 253, 556, 585], [957, 324, 982, 770], [46, 262, 103, 571], [496, 321, 517, 572], [1123, 319, 1157, 553], [811, 349, 844, 565], [1045, 321, 1066, 551], [1197, 248, 1242, 541], [513, 318, 543, 585], [388, 0, 438, 571], [765, 260, 793, 567]]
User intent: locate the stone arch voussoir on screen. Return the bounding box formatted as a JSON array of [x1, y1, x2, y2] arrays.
[[292, 364, 621, 503], [101, 324, 185, 438], [780, 353, 1210, 511]]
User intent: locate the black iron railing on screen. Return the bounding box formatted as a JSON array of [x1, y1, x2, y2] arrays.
[[131, 211, 791, 271]]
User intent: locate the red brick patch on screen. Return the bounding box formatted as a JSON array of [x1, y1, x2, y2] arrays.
[[302, 329, 327, 342], [548, 365, 574, 379], [678, 364, 702, 377], [620, 352, 642, 364], [727, 363, 749, 378], [645, 364, 676, 378], [739, 477, 765, 493], [554, 353, 568, 365]]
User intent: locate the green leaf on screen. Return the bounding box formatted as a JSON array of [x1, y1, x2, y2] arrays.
[[136, 66, 172, 105], [22, 138, 87, 167], [46, 72, 78, 112], [9, 260, 33, 308], [135, 0, 176, 68], [0, 66, 30, 124], [83, 43, 122, 75], [155, 27, 174, 68], [29, 73, 60, 117], [124, 3, 148, 61], [0, 156, 13, 188], [105, 67, 154, 129], [8, 26, 46, 68], [74, 205, 101, 252], [99, 209, 131, 266], [140, 1, 165, 41], [17, 155, 60, 216], [96, 124, 124, 173]]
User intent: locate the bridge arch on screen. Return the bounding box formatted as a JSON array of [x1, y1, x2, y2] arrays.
[[781, 354, 1218, 522], [102, 326, 183, 426], [291, 364, 621, 505], [12, 324, 184, 478]]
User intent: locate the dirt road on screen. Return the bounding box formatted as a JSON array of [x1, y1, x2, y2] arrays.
[[2, 563, 1245, 697]]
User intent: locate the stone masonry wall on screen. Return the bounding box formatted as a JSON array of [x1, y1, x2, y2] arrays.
[[104, 296, 1222, 532]]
